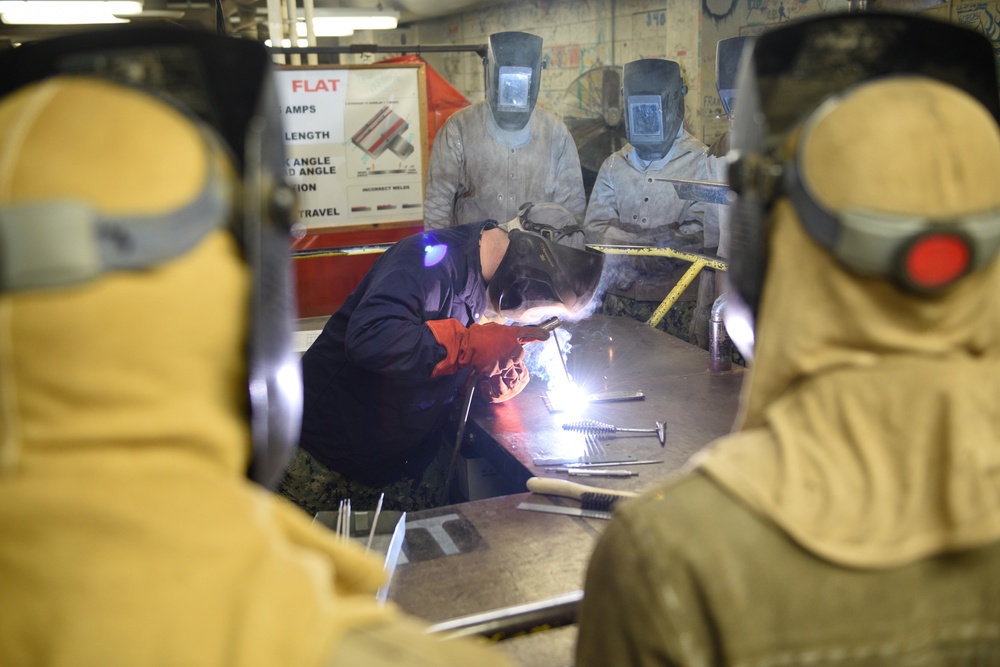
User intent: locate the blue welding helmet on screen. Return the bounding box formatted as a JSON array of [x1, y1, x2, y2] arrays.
[[486, 31, 544, 132], [0, 27, 302, 489], [726, 12, 1000, 322], [622, 58, 687, 161]]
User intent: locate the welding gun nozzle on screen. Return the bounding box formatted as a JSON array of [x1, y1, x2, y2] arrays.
[[539, 316, 563, 332]]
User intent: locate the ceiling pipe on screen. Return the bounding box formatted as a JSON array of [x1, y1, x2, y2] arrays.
[[268, 43, 487, 58], [283, 0, 300, 64], [266, 0, 285, 63], [232, 0, 260, 39], [302, 0, 317, 64]]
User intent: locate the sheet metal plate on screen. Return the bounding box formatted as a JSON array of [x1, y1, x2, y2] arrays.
[[468, 314, 743, 496], [376, 316, 744, 665]]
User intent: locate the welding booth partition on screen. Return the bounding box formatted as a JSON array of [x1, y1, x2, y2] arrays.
[[281, 59, 467, 317]]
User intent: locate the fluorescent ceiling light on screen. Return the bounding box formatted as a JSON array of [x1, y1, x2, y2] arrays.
[[301, 6, 398, 35], [296, 19, 352, 38], [0, 0, 142, 24]]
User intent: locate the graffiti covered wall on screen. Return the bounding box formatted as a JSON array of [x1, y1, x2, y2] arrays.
[[354, 0, 1000, 152]]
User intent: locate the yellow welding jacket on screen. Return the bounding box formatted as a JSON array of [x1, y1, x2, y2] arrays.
[[698, 72, 1000, 569], [0, 73, 405, 665]]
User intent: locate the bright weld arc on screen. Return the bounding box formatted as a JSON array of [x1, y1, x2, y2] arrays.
[[544, 332, 590, 415]]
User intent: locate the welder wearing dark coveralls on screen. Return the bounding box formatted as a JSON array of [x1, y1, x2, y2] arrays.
[[279, 203, 604, 515], [584, 59, 724, 349], [423, 31, 586, 230], [577, 14, 1000, 666]]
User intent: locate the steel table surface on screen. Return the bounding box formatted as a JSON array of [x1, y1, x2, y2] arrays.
[[464, 313, 744, 496], [380, 314, 745, 666]]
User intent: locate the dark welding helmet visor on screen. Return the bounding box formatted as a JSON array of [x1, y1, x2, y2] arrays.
[[716, 35, 752, 118], [486, 31, 543, 131], [489, 229, 605, 324], [0, 27, 301, 489], [623, 58, 686, 161], [726, 12, 1000, 320]]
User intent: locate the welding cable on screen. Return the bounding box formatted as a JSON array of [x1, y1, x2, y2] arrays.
[[443, 370, 479, 496]]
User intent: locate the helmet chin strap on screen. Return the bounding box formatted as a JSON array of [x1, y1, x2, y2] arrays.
[[515, 202, 587, 244]]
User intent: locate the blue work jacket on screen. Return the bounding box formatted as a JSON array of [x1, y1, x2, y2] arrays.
[[299, 221, 493, 484]]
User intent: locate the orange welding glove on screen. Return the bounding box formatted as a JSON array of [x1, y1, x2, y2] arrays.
[[426, 319, 549, 378], [479, 359, 531, 404]]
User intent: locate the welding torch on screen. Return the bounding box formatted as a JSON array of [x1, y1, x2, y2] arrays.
[[538, 316, 572, 385], [538, 316, 563, 332]]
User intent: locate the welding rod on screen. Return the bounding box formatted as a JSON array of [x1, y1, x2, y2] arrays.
[[539, 316, 572, 387], [551, 333, 572, 385], [542, 459, 664, 471], [365, 492, 385, 552], [565, 469, 638, 478], [563, 459, 664, 468], [534, 316, 573, 385]]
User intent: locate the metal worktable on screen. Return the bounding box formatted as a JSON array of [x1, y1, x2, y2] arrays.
[[378, 314, 745, 666], [465, 314, 744, 495]]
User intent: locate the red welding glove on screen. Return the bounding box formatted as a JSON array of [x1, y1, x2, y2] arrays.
[[478, 359, 531, 404], [426, 319, 549, 378]]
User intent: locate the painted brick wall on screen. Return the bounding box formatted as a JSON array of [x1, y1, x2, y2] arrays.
[[349, 1, 700, 138], [348, 0, 826, 150], [306, 0, 1000, 316], [349, 0, 1000, 154]]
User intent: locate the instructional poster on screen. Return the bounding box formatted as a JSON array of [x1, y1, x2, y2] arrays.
[[274, 65, 426, 230]]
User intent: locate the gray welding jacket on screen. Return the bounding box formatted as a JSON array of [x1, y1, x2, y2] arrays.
[[584, 132, 724, 302], [423, 101, 586, 230]]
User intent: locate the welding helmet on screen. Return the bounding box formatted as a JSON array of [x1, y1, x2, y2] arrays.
[[622, 58, 687, 161], [485, 31, 544, 132], [716, 35, 752, 118], [489, 202, 605, 323], [725, 12, 1000, 362], [0, 27, 301, 489]]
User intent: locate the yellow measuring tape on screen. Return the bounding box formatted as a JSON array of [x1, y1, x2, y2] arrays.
[[293, 242, 729, 329], [587, 245, 728, 328]]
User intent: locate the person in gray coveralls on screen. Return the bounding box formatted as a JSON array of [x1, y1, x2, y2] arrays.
[[423, 31, 586, 231], [584, 58, 724, 348]]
